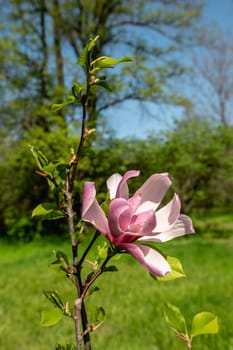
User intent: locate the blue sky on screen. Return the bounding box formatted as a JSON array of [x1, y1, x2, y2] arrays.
[[107, 1, 233, 138]]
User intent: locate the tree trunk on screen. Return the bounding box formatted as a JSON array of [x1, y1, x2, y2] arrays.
[[39, 0, 49, 131]]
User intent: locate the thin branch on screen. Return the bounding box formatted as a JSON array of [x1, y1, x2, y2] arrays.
[[79, 231, 100, 266], [81, 248, 118, 303]]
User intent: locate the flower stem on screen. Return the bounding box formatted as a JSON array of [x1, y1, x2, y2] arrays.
[[79, 231, 100, 266], [81, 248, 118, 302]]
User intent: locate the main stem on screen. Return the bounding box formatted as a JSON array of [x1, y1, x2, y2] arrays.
[[65, 87, 92, 350]]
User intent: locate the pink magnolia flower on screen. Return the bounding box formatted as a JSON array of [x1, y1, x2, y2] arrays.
[[82, 170, 194, 277]]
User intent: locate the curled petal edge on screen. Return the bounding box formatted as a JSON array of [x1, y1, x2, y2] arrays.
[[154, 194, 181, 232], [107, 173, 122, 200], [116, 170, 140, 199], [138, 214, 195, 243], [120, 243, 171, 277], [134, 173, 171, 210], [82, 182, 109, 236]]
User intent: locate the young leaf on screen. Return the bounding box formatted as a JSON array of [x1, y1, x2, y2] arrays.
[[164, 303, 188, 336], [72, 82, 85, 100], [95, 306, 105, 323], [51, 103, 64, 112], [41, 308, 63, 327], [51, 95, 75, 112], [29, 145, 49, 170], [104, 265, 118, 272], [54, 250, 69, 265], [32, 203, 65, 220], [88, 286, 100, 296], [54, 163, 67, 184], [43, 290, 64, 311], [156, 256, 186, 282], [78, 36, 99, 66], [96, 80, 112, 92], [55, 343, 76, 350], [96, 241, 108, 264], [49, 250, 73, 275], [93, 56, 132, 69], [191, 312, 219, 338], [40, 162, 67, 185]]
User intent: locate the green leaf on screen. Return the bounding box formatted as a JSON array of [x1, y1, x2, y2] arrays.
[[49, 250, 72, 275], [55, 343, 76, 350], [29, 145, 49, 170], [41, 162, 67, 185], [51, 95, 75, 112], [64, 95, 75, 104], [93, 56, 132, 68], [43, 290, 64, 311], [94, 306, 105, 323], [191, 312, 219, 338], [72, 82, 85, 100], [96, 79, 112, 92], [164, 303, 188, 336], [54, 163, 67, 183], [96, 241, 108, 264], [54, 250, 69, 265], [78, 36, 99, 66], [41, 308, 63, 327], [156, 256, 186, 282], [32, 203, 65, 220], [88, 286, 100, 296], [41, 163, 56, 176], [104, 265, 118, 272], [101, 198, 110, 215]]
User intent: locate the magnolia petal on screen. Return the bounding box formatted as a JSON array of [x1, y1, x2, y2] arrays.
[[130, 210, 156, 234], [116, 170, 140, 199], [121, 243, 171, 277], [128, 193, 142, 212], [109, 198, 132, 236], [107, 173, 122, 200], [153, 194, 181, 232], [82, 182, 96, 217], [82, 182, 109, 235], [139, 214, 195, 242], [134, 173, 171, 210], [135, 200, 158, 214]]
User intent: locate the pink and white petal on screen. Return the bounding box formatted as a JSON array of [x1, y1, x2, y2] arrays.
[[179, 214, 195, 233], [82, 182, 96, 217], [113, 231, 144, 245], [135, 200, 158, 214], [154, 194, 181, 232], [134, 173, 171, 210], [82, 182, 109, 235], [121, 243, 171, 277], [106, 173, 122, 200], [109, 198, 132, 236], [116, 170, 140, 199], [139, 214, 195, 242], [130, 210, 156, 234], [128, 193, 142, 212]]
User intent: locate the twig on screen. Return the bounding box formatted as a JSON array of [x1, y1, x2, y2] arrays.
[[79, 231, 100, 266]]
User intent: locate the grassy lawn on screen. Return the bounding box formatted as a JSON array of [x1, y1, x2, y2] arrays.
[[0, 235, 232, 350]]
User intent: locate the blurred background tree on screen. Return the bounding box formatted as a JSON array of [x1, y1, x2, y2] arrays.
[[188, 28, 233, 127]]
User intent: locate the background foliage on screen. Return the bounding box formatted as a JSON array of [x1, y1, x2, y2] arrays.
[[1, 118, 233, 239]]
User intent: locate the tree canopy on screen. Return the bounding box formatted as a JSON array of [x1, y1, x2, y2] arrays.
[[1, 0, 203, 132]]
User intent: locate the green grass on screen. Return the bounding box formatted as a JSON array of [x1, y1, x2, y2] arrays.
[[193, 210, 233, 239], [0, 236, 233, 350]]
